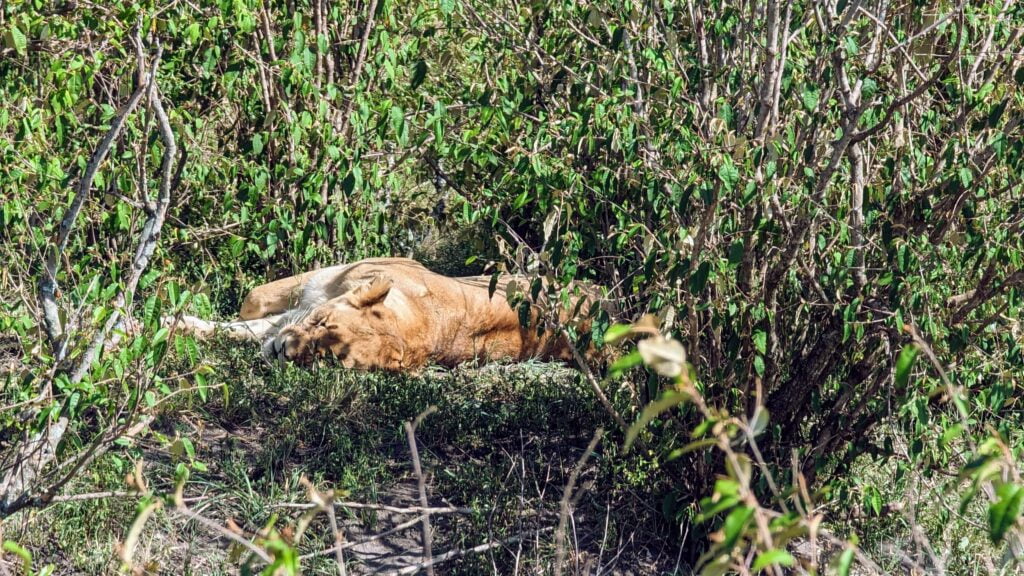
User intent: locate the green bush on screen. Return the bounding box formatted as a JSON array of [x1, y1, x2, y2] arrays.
[[2, 0, 1022, 573]]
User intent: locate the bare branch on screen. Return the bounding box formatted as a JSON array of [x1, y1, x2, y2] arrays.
[[2, 33, 176, 518], [337, 0, 379, 140], [38, 27, 151, 354]]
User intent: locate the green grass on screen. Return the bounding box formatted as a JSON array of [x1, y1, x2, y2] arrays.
[[7, 336, 673, 575]]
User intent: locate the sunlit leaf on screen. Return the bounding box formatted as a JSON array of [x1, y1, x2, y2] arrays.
[[988, 483, 1024, 543], [752, 549, 794, 571]]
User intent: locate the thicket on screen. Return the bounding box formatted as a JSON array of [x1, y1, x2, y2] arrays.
[[1, 0, 1023, 573]]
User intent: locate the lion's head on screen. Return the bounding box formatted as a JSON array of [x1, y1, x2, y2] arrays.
[[264, 276, 406, 370]]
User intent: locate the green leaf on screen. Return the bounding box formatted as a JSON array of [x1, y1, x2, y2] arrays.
[[800, 86, 819, 112], [833, 548, 855, 576], [958, 167, 973, 187], [752, 330, 767, 355], [152, 327, 169, 346], [603, 323, 634, 344], [894, 345, 917, 389], [721, 505, 754, 550], [667, 437, 717, 460], [988, 483, 1024, 543], [717, 158, 739, 192], [607, 350, 643, 379], [752, 549, 794, 571], [690, 261, 711, 292], [2, 540, 31, 564], [195, 370, 207, 401], [624, 390, 688, 453], [6, 25, 27, 56], [728, 239, 744, 264], [185, 22, 201, 44], [863, 485, 882, 516], [696, 495, 740, 523], [410, 60, 428, 90]]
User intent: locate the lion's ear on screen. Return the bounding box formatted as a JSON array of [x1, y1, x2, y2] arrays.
[[348, 276, 392, 308]]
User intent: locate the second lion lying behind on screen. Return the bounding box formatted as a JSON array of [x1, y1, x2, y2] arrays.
[[172, 257, 600, 371]]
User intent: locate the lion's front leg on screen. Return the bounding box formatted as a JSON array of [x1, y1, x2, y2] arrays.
[[165, 313, 286, 341]]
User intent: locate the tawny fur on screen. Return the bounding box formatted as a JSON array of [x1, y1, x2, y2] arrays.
[[171, 257, 600, 371]]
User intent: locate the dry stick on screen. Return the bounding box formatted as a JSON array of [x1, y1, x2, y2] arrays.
[[405, 406, 438, 576], [299, 513, 425, 561], [44, 60, 178, 506], [275, 501, 471, 515], [563, 328, 628, 434], [966, 0, 1015, 84], [36, 415, 155, 508], [848, 140, 868, 290], [47, 491, 204, 504], [554, 428, 604, 576], [395, 527, 555, 576], [753, 0, 781, 139], [251, 31, 273, 113], [324, 497, 348, 576], [313, 0, 323, 88], [173, 504, 273, 564], [323, 0, 336, 86], [24, 52, 171, 509]]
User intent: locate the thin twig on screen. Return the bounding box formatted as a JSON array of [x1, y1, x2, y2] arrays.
[[554, 428, 604, 576]]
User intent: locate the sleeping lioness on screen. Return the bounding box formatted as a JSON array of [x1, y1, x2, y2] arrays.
[[170, 258, 600, 371]]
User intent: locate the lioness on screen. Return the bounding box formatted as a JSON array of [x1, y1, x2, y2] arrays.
[[171, 258, 599, 371]]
